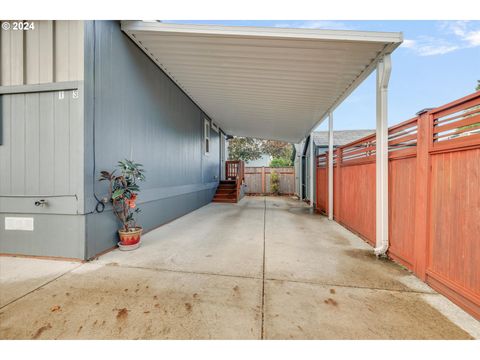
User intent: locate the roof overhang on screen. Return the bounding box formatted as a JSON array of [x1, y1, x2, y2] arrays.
[[121, 21, 402, 143]]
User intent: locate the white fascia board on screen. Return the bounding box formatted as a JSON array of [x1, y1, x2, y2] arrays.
[[121, 21, 403, 44]]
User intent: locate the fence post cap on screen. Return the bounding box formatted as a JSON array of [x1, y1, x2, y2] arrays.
[[416, 107, 435, 115]]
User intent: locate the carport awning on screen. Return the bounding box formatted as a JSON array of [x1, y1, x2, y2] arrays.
[[121, 21, 402, 143]]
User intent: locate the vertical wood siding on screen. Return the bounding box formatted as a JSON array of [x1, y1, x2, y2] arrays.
[[315, 92, 480, 319], [0, 20, 83, 86], [85, 21, 214, 195], [82, 21, 220, 258], [0, 21, 85, 258], [0, 90, 82, 197], [0, 20, 84, 203]]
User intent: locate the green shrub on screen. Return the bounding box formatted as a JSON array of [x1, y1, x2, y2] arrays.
[[270, 170, 280, 195], [270, 157, 292, 167]]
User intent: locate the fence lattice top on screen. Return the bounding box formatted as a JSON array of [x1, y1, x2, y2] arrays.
[[316, 91, 480, 166]]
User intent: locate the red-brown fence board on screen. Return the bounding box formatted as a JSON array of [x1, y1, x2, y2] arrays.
[[388, 156, 416, 269], [315, 91, 480, 320], [427, 148, 480, 319], [338, 162, 376, 246], [315, 154, 328, 213], [315, 167, 327, 212]]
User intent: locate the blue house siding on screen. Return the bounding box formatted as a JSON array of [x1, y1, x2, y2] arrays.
[[83, 21, 220, 259], [0, 21, 220, 260]]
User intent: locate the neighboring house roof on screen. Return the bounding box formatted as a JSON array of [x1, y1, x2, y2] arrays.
[[312, 130, 375, 147]]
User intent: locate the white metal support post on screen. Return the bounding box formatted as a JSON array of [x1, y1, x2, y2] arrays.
[[328, 112, 334, 220], [374, 54, 392, 256], [309, 133, 315, 207]]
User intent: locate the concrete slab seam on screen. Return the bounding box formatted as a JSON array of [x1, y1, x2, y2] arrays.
[[0, 263, 84, 311]]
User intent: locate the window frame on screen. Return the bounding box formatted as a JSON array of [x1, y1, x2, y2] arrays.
[[204, 118, 211, 155]]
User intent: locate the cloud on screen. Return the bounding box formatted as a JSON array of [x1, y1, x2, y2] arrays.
[[401, 36, 459, 56], [274, 21, 354, 31], [465, 31, 480, 46], [400, 39, 416, 49], [445, 21, 480, 47], [416, 44, 459, 56], [404, 20, 480, 56]]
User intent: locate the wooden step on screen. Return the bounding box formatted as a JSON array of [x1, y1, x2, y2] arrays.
[[217, 186, 237, 191], [213, 179, 239, 203], [216, 188, 236, 194], [213, 194, 237, 202], [218, 182, 236, 186], [213, 193, 236, 200], [212, 197, 237, 203]]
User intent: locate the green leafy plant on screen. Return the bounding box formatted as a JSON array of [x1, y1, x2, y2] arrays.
[[99, 159, 146, 231], [270, 157, 292, 167], [261, 140, 293, 159], [270, 170, 280, 195], [228, 137, 294, 165], [228, 137, 263, 162]]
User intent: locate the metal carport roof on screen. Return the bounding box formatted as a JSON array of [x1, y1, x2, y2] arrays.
[[121, 21, 402, 143]]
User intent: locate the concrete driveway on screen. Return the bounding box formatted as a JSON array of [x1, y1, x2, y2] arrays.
[[1, 196, 479, 339]]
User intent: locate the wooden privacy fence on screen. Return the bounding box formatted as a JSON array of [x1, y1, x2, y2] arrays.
[[244, 167, 295, 195], [316, 91, 480, 320]]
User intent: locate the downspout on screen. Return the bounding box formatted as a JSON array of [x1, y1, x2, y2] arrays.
[[301, 136, 310, 200], [374, 54, 392, 257], [328, 112, 334, 220]]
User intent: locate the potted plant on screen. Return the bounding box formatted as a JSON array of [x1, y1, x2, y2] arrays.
[[99, 159, 146, 250]]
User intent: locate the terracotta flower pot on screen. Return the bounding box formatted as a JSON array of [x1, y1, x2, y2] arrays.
[[118, 227, 142, 246]]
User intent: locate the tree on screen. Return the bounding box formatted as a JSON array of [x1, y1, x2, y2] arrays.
[[262, 140, 294, 166], [476, 80, 480, 91], [261, 140, 292, 159], [228, 137, 294, 165], [228, 137, 263, 162]]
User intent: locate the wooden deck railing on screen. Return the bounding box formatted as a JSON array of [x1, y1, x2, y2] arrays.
[[225, 160, 244, 181], [225, 160, 245, 200]]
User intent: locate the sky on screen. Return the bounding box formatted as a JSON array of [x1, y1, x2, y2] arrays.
[[164, 20, 480, 132]]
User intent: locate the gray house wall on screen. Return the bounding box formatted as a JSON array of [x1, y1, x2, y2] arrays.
[[1, 20, 221, 260], [0, 21, 86, 258], [83, 21, 219, 259]]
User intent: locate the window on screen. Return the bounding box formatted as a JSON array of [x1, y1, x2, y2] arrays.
[[204, 119, 210, 154]]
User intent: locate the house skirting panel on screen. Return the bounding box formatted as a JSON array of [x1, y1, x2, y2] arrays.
[[0, 213, 86, 259], [85, 187, 216, 260]]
